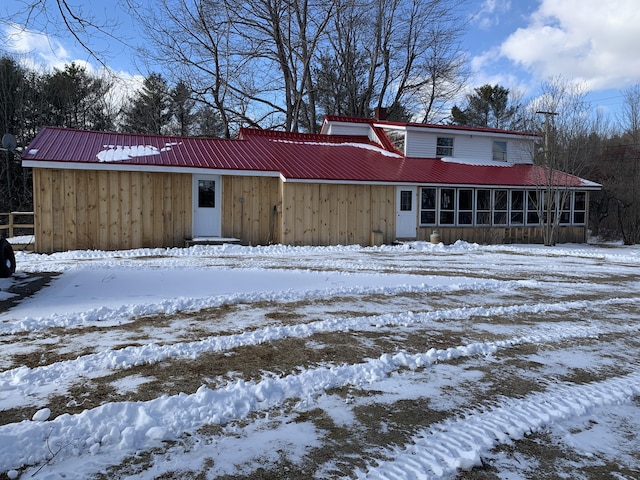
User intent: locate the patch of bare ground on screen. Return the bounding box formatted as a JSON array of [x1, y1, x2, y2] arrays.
[[0, 272, 60, 314]]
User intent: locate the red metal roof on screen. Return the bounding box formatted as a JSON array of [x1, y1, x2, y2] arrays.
[[21, 126, 598, 188]]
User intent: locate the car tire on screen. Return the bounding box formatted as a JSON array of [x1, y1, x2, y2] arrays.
[[0, 238, 16, 278]]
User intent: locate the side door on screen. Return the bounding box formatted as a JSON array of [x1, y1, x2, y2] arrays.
[[396, 186, 417, 239], [192, 174, 221, 237]]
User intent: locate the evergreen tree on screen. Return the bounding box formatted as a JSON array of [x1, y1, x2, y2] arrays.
[[193, 105, 225, 138], [43, 62, 114, 131], [170, 81, 196, 136], [451, 84, 522, 130], [0, 56, 33, 211], [122, 73, 172, 135]]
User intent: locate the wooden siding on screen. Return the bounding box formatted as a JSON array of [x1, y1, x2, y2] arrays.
[[417, 226, 587, 245], [34, 169, 191, 253], [221, 176, 282, 245], [280, 183, 395, 246]]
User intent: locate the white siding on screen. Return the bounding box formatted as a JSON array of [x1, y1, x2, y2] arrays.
[[452, 135, 490, 158], [509, 138, 535, 164], [404, 129, 535, 164], [324, 123, 371, 136], [405, 130, 436, 157]]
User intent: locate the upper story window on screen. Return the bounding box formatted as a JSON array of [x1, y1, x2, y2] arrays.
[[492, 141, 507, 161], [436, 137, 454, 157]]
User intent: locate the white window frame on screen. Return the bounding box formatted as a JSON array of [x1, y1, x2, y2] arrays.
[[436, 137, 454, 157], [492, 140, 507, 162], [418, 188, 587, 228]]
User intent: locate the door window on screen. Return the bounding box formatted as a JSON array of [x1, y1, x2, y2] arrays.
[[198, 180, 216, 208]]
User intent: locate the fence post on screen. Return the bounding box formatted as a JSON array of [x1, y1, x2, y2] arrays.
[[8, 212, 13, 238]]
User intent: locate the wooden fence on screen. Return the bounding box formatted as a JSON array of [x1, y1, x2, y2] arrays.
[[0, 212, 35, 249]]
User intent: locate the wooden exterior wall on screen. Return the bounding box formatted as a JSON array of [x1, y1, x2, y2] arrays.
[[34, 168, 191, 253], [280, 182, 395, 246], [416, 226, 587, 245], [221, 176, 282, 245]]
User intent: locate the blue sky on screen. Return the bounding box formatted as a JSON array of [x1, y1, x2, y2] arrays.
[[1, 0, 639, 121]]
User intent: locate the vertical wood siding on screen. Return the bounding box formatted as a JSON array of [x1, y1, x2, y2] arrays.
[[280, 182, 395, 246], [34, 169, 191, 253], [221, 176, 282, 246]]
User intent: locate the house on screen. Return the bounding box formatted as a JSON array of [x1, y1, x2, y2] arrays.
[[21, 115, 600, 253]]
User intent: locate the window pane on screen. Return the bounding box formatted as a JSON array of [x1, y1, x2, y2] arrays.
[[494, 190, 508, 210], [575, 191, 586, 210], [440, 211, 455, 224], [436, 137, 454, 156], [493, 212, 507, 225], [440, 189, 455, 210], [421, 188, 436, 209], [459, 189, 473, 210], [492, 141, 507, 161], [511, 212, 524, 224], [477, 190, 491, 210], [511, 191, 524, 210], [198, 180, 215, 208], [476, 212, 491, 225], [421, 211, 436, 224], [458, 212, 473, 224], [527, 191, 539, 210], [527, 212, 540, 224], [400, 191, 413, 211], [574, 212, 585, 224]]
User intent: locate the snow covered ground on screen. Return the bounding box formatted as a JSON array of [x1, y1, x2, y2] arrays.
[[0, 240, 639, 479]]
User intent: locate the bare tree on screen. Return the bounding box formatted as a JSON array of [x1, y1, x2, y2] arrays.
[[136, 0, 468, 132], [528, 77, 606, 245], [1, 0, 139, 70], [619, 83, 640, 143], [320, 0, 468, 123], [601, 83, 640, 244]]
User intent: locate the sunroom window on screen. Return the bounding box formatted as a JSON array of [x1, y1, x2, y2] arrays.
[[510, 190, 524, 225], [420, 188, 436, 225], [458, 189, 473, 225], [493, 190, 508, 225], [574, 191, 586, 224], [439, 188, 455, 224], [418, 187, 587, 228]]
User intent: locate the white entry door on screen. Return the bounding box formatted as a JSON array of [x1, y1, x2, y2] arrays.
[[396, 187, 417, 239], [193, 174, 221, 237]]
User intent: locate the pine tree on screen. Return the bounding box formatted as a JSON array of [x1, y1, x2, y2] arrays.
[[123, 73, 172, 135]]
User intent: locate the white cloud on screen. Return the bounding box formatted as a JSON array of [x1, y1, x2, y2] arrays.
[[473, 0, 512, 30], [499, 0, 640, 90], [3, 22, 72, 71]]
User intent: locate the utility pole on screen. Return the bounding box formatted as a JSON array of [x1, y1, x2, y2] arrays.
[[536, 111, 558, 166]]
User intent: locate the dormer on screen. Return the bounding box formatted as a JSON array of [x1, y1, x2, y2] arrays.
[[321, 115, 539, 165], [401, 124, 538, 165]]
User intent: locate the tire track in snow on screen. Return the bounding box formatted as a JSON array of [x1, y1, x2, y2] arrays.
[[0, 279, 517, 335], [356, 370, 640, 479], [1, 297, 639, 409], [2, 343, 640, 477]]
